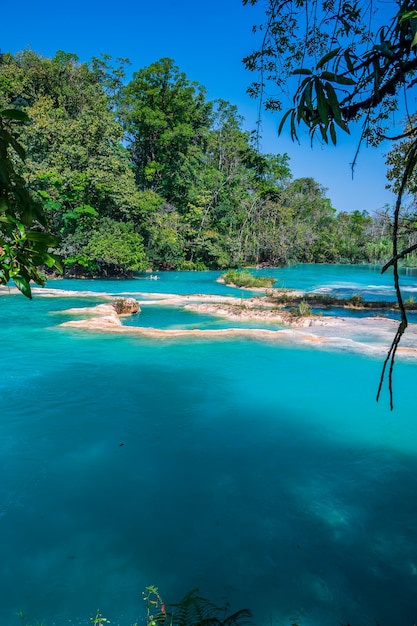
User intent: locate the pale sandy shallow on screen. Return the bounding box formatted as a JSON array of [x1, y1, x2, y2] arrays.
[[2, 284, 416, 359], [49, 292, 417, 361]]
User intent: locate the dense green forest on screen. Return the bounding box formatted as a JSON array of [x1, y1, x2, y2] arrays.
[[0, 50, 408, 277]]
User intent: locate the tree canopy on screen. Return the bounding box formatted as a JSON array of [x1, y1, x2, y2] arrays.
[[3, 49, 387, 279], [1, 46, 415, 313]]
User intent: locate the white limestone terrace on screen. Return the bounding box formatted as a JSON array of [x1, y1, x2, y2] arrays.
[[9, 285, 409, 361]]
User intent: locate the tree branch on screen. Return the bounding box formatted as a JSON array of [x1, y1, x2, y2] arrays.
[[377, 138, 417, 408], [382, 241, 417, 272], [342, 57, 417, 121]]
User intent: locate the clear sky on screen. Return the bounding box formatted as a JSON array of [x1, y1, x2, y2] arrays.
[[2, 0, 398, 214]]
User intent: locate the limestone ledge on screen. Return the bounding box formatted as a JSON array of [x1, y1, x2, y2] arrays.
[[0, 285, 116, 298], [57, 296, 417, 361], [3, 284, 416, 359]]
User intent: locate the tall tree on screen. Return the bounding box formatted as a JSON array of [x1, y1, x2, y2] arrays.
[[184, 100, 260, 267], [0, 50, 146, 276], [120, 58, 212, 209]]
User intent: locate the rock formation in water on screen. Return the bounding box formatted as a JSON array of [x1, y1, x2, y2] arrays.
[[112, 298, 140, 314]]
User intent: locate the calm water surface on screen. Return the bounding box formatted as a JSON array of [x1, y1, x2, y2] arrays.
[[1, 265, 417, 626], [46, 263, 417, 300]]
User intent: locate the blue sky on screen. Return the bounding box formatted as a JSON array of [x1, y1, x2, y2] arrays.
[[2, 0, 398, 213]]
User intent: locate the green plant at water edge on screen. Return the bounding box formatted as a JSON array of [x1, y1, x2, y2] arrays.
[[17, 611, 46, 626], [90, 611, 110, 625], [268, 292, 292, 305], [15, 587, 250, 626], [143, 585, 166, 626], [298, 300, 312, 317], [289, 300, 312, 318], [349, 294, 364, 307], [143, 587, 252, 626], [222, 269, 275, 289]]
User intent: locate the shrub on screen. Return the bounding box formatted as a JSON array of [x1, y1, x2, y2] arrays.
[[349, 294, 364, 307], [289, 300, 312, 318], [180, 260, 208, 271], [222, 270, 275, 289]]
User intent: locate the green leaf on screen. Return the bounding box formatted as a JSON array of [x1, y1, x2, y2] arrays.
[[278, 108, 293, 135], [314, 78, 329, 124], [48, 254, 63, 274], [1, 128, 26, 160], [400, 10, 417, 22], [13, 275, 32, 299], [324, 82, 343, 124], [296, 100, 305, 123], [331, 75, 356, 86], [292, 68, 313, 76], [329, 121, 337, 145], [320, 71, 338, 82], [303, 80, 313, 110], [37, 190, 51, 199], [0, 109, 29, 122], [335, 118, 350, 133], [344, 50, 355, 73], [295, 75, 314, 93], [290, 110, 298, 141], [25, 231, 60, 245], [0, 197, 9, 213], [319, 125, 329, 143], [316, 47, 341, 70]]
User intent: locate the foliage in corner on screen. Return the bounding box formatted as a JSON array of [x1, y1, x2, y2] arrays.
[[0, 108, 61, 297], [244, 0, 417, 146], [243, 0, 417, 408]]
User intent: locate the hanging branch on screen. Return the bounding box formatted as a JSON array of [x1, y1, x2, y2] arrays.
[[382, 241, 417, 271], [243, 0, 417, 408], [377, 138, 417, 409]]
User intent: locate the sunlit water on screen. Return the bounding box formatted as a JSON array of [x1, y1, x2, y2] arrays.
[[1, 265, 417, 626]]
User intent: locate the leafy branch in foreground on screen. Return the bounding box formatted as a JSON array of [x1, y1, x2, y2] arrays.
[[377, 128, 417, 408], [244, 0, 417, 146], [0, 108, 61, 297], [244, 0, 417, 408]]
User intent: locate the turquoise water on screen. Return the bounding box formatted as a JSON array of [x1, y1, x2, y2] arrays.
[[1, 265, 417, 625], [255, 263, 417, 301], [47, 263, 417, 301]]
